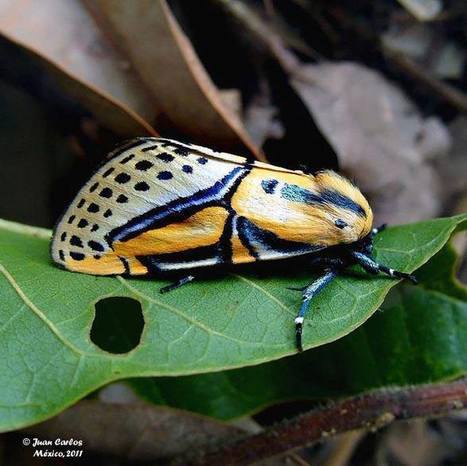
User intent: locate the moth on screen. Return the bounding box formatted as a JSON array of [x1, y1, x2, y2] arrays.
[[51, 138, 416, 351]]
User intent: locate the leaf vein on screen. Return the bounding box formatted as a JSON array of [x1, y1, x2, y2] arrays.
[[117, 276, 281, 347], [0, 263, 84, 356]]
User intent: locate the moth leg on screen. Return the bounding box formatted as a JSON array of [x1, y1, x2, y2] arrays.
[[309, 257, 347, 269], [287, 258, 344, 291], [160, 275, 195, 294], [351, 252, 417, 284], [294, 269, 338, 352]]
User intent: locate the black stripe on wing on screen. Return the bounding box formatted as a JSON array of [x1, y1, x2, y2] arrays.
[[107, 167, 249, 243], [236, 216, 320, 259]]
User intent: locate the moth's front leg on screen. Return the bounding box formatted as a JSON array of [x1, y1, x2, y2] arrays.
[[160, 275, 196, 294], [293, 269, 338, 352]]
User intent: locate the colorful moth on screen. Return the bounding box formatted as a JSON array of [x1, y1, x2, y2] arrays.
[[51, 137, 416, 351]]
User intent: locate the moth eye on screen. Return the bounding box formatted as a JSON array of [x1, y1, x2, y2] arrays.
[[335, 219, 348, 229]]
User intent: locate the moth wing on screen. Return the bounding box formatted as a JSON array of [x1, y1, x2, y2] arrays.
[[51, 138, 244, 274]]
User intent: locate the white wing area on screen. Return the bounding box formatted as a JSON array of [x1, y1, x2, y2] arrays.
[[52, 138, 239, 264]]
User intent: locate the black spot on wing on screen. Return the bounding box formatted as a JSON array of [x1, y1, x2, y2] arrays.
[[90, 182, 99, 193], [156, 152, 174, 163], [174, 146, 190, 156], [99, 187, 113, 198], [134, 181, 150, 192], [70, 252, 85, 261], [77, 199, 85, 208], [59, 250, 65, 261], [261, 179, 278, 194], [77, 219, 89, 228], [182, 165, 193, 174], [67, 215, 76, 224], [335, 219, 348, 229], [103, 209, 113, 218], [157, 171, 173, 180], [116, 194, 128, 204], [197, 157, 208, 165], [87, 203, 100, 213], [88, 240, 105, 252], [120, 154, 135, 164], [60, 232, 67, 241], [115, 173, 131, 184], [103, 167, 115, 178], [91, 224, 99, 232], [70, 235, 83, 247], [135, 160, 153, 171], [141, 144, 158, 152]]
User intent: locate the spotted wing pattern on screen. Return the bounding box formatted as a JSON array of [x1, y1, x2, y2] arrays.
[[51, 138, 372, 275]]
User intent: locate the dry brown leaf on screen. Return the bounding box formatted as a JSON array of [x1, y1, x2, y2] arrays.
[[83, 0, 264, 159], [23, 400, 244, 462], [243, 94, 283, 148], [382, 23, 464, 81], [0, 0, 157, 136], [289, 61, 451, 224], [376, 418, 460, 466], [219, 89, 243, 118], [396, 0, 442, 22]]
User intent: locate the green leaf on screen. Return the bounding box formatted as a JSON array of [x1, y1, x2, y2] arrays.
[[130, 227, 467, 419], [0, 215, 465, 430]]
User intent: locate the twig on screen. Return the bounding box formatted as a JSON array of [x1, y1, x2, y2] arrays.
[[172, 378, 467, 466], [382, 48, 467, 112], [329, 8, 467, 112], [212, 0, 319, 65]]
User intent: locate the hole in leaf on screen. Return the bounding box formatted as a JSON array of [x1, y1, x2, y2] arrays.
[[91, 297, 144, 354]]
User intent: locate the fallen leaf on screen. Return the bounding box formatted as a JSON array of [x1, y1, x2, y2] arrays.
[[218, 89, 242, 117], [0, 0, 157, 136], [376, 418, 462, 466], [382, 22, 464, 80], [396, 0, 442, 22], [243, 86, 283, 148], [84, 0, 264, 159]]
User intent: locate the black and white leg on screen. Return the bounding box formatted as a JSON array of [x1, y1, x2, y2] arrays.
[[351, 251, 417, 284], [294, 269, 338, 352], [160, 275, 195, 294], [370, 224, 387, 238], [287, 258, 345, 292]]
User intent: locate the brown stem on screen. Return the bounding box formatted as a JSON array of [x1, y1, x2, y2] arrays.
[[381, 48, 467, 112], [330, 8, 467, 112], [173, 378, 467, 466]]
